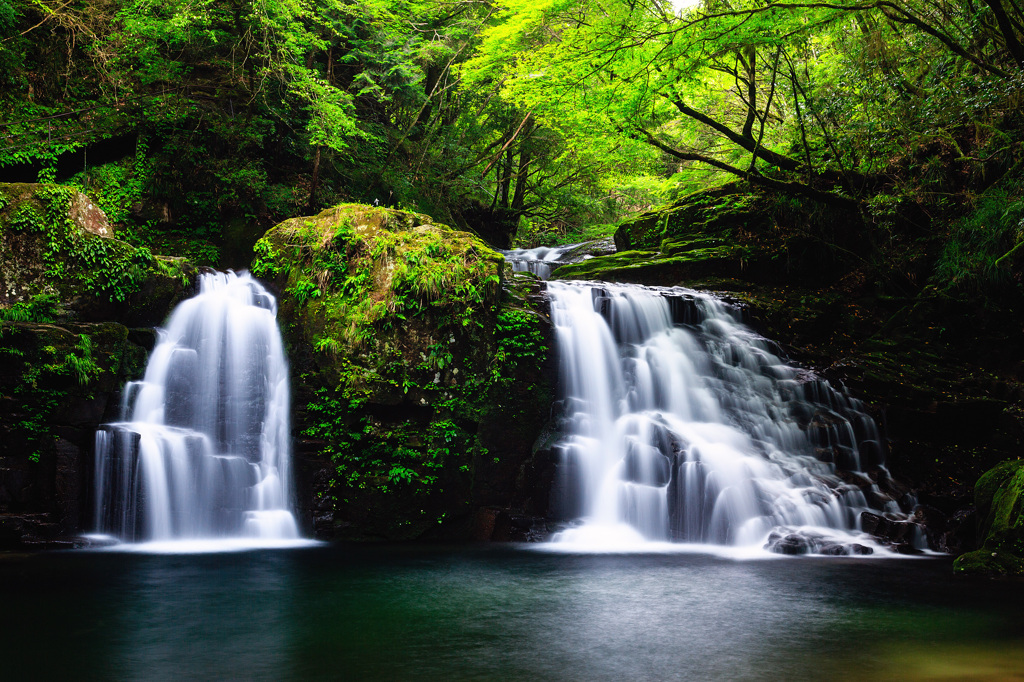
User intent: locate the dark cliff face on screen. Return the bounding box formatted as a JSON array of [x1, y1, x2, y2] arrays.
[[255, 203, 557, 541], [0, 183, 197, 548], [0, 322, 152, 547]]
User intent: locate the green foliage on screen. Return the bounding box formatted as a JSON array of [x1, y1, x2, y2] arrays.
[[0, 293, 60, 323], [0, 327, 104, 463], [1, 184, 156, 302], [251, 238, 282, 278], [288, 278, 322, 306], [934, 188, 1024, 294], [492, 308, 547, 384]]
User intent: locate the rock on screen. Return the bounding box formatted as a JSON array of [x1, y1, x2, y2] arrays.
[[860, 511, 921, 544], [953, 549, 1024, 576], [253, 202, 555, 541], [953, 458, 1024, 575], [818, 542, 874, 556], [0, 321, 151, 548], [0, 183, 197, 324], [68, 192, 112, 237], [765, 531, 812, 555]]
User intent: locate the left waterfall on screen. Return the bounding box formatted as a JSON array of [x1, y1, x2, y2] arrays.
[[92, 271, 299, 544]]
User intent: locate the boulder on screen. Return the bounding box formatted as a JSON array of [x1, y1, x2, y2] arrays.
[[252, 203, 556, 541], [0, 182, 196, 326], [954, 459, 1024, 576]]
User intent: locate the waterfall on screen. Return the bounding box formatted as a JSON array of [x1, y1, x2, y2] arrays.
[[503, 244, 582, 279], [545, 280, 906, 554], [92, 271, 300, 546]]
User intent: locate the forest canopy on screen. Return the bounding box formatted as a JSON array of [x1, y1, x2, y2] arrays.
[[2, 0, 1024, 260]]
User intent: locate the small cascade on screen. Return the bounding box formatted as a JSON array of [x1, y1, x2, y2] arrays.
[[502, 244, 583, 279], [546, 280, 908, 554], [92, 271, 299, 544]]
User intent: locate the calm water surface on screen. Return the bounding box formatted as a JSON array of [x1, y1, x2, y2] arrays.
[[2, 545, 1022, 681]]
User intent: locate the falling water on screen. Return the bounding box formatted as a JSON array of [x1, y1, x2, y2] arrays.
[[92, 271, 299, 546], [503, 244, 583, 279], [546, 280, 906, 554]]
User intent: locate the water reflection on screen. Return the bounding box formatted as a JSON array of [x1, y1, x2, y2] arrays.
[[1, 547, 1022, 681]]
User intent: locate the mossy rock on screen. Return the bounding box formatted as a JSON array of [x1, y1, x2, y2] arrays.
[[0, 319, 152, 546], [0, 183, 197, 325], [613, 182, 760, 252], [253, 203, 554, 541], [607, 182, 870, 288], [975, 459, 1024, 555], [550, 244, 751, 284], [953, 549, 1024, 576], [952, 459, 1024, 576]]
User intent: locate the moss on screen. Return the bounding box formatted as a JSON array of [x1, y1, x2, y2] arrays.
[[0, 321, 148, 463], [550, 247, 748, 284], [256, 203, 552, 540], [613, 182, 758, 251], [953, 549, 1024, 576], [258, 203, 502, 349], [975, 459, 1024, 556], [953, 459, 1024, 576], [975, 459, 1024, 515]]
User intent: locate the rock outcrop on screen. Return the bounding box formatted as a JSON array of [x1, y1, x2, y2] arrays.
[[954, 459, 1024, 576], [0, 183, 196, 547], [253, 203, 556, 541]]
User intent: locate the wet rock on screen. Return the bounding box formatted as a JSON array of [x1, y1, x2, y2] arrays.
[[765, 531, 812, 555], [860, 511, 920, 544], [818, 542, 874, 556]]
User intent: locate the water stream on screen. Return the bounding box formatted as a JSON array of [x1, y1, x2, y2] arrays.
[[503, 246, 911, 554], [545, 281, 902, 554], [92, 271, 301, 547]]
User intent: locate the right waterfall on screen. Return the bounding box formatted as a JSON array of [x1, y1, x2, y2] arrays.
[[545, 280, 908, 554]]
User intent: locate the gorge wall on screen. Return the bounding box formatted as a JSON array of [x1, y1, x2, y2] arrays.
[[0, 183, 196, 546]]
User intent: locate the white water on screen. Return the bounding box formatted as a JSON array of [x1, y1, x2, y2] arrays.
[[546, 280, 905, 555], [93, 271, 301, 546], [503, 244, 583, 279]]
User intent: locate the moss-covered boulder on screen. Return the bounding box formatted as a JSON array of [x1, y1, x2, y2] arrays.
[[954, 459, 1024, 576], [614, 182, 765, 252], [570, 182, 864, 287], [253, 203, 555, 541], [0, 183, 196, 326]]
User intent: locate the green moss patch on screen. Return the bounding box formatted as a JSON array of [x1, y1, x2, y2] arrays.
[[953, 549, 1024, 576], [954, 459, 1024, 576], [255, 203, 552, 540], [0, 183, 154, 305]]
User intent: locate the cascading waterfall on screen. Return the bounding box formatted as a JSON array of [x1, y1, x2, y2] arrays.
[[92, 271, 299, 545], [546, 279, 907, 554], [503, 244, 582, 279]]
